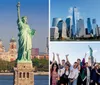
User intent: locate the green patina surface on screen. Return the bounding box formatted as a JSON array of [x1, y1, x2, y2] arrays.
[[88, 45, 93, 57], [16, 2, 35, 63]]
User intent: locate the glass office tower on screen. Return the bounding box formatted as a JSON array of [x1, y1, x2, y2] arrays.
[[92, 19, 97, 36], [52, 18, 62, 27], [72, 7, 76, 38], [65, 17, 71, 37], [87, 18, 92, 34]]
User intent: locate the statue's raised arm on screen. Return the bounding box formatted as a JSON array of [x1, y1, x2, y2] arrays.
[[17, 2, 21, 20], [88, 45, 93, 51]]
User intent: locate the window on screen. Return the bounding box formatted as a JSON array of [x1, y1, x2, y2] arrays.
[[27, 72, 29, 78], [23, 72, 25, 78], [19, 72, 22, 78]]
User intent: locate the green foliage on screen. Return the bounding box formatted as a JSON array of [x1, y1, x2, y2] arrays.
[[0, 60, 16, 72], [0, 58, 48, 72], [32, 58, 49, 72]]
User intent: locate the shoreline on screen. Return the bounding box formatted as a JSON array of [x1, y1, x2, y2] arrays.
[[0, 72, 49, 76]]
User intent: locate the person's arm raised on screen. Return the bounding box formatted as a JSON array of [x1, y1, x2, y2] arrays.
[[52, 52, 55, 63], [66, 54, 69, 62], [84, 53, 87, 59], [66, 54, 71, 66], [56, 53, 60, 65]]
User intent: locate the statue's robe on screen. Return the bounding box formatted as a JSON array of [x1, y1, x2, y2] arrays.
[[17, 19, 35, 61]]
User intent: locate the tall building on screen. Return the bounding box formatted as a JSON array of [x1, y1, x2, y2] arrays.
[[92, 19, 97, 36], [46, 37, 49, 54], [8, 38, 17, 61], [72, 7, 77, 38], [31, 48, 39, 56], [50, 27, 59, 39], [9, 38, 17, 51], [98, 27, 100, 36], [65, 17, 71, 37], [57, 20, 67, 39], [52, 18, 62, 27], [0, 39, 5, 52], [87, 18, 92, 34], [85, 28, 88, 35], [95, 25, 99, 36], [77, 19, 85, 37]]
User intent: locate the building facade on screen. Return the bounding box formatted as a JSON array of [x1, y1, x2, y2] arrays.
[[77, 19, 85, 37], [87, 18, 92, 34], [50, 27, 59, 39], [0, 38, 17, 62], [65, 17, 72, 37], [57, 20, 67, 39], [92, 19, 97, 36], [52, 18, 62, 27], [72, 7, 77, 38]]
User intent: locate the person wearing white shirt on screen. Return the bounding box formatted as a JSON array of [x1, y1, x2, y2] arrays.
[[68, 62, 79, 85], [86, 62, 90, 85], [58, 67, 65, 77]]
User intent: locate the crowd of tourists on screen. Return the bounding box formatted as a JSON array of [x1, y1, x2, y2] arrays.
[[50, 53, 100, 85]]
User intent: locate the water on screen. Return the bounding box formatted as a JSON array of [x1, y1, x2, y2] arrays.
[[0, 75, 49, 85]]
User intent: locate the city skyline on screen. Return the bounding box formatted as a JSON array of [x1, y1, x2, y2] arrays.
[[0, 0, 48, 52], [50, 42, 100, 64], [51, 0, 100, 27], [50, 5, 100, 40]]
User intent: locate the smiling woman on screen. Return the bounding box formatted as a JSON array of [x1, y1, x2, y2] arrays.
[[50, 42, 100, 85]]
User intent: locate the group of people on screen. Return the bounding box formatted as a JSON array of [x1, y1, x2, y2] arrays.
[[50, 53, 100, 85]]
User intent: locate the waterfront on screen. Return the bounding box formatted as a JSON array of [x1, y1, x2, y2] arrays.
[[0, 75, 48, 85]]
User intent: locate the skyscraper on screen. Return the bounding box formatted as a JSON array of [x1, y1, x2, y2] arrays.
[[98, 27, 100, 36], [96, 25, 99, 36], [52, 18, 62, 27], [50, 27, 59, 39], [57, 20, 67, 39], [65, 17, 71, 37], [92, 19, 97, 36], [87, 18, 92, 34], [31, 48, 39, 56], [46, 37, 49, 54], [72, 7, 77, 38], [77, 19, 85, 37]]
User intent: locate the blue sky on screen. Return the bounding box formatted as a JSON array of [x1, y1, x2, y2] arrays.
[[50, 42, 100, 64], [50, 0, 100, 27], [0, 0, 48, 52]]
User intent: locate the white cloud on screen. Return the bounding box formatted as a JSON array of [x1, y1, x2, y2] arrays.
[[67, 7, 82, 20], [68, 7, 73, 14]]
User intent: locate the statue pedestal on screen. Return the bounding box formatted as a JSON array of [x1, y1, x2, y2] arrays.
[[14, 62, 34, 85]]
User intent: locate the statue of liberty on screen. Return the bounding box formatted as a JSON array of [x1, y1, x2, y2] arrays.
[[88, 45, 93, 57], [88, 45, 94, 65], [16, 2, 35, 62]]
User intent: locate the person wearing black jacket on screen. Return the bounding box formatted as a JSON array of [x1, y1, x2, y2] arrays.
[[96, 65, 100, 85], [62, 64, 70, 85], [90, 64, 98, 85]]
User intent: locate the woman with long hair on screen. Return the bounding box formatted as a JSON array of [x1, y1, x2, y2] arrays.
[[62, 64, 70, 85], [51, 63, 59, 85]]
